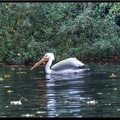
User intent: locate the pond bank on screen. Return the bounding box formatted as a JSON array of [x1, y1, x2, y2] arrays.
[[1, 56, 120, 67]]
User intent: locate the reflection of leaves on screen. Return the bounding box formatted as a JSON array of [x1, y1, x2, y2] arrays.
[[0, 77, 4, 81]]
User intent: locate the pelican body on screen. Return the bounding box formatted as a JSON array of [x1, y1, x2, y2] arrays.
[[30, 53, 87, 74]]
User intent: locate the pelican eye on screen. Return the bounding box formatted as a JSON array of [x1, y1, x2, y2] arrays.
[[44, 55, 49, 61]]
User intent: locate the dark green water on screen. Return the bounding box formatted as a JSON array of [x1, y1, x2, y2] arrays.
[[0, 62, 120, 118]]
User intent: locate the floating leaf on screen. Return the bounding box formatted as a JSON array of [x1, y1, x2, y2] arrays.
[[0, 77, 4, 81], [109, 73, 117, 78], [7, 90, 13, 93], [11, 68, 15, 70], [21, 114, 35, 117], [87, 100, 97, 105], [10, 101, 22, 105], [4, 86, 11, 88], [17, 72, 27, 74], [36, 111, 41, 114], [4, 74, 11, 78], [10, 97, 24, 105]]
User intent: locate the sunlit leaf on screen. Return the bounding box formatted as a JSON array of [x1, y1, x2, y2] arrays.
[[5, 5, 8, 9]]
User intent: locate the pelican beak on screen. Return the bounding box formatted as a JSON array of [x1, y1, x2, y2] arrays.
[[30, 55, 49, 70]]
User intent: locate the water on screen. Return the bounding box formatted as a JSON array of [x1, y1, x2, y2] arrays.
[[0, 62, 120, 117]]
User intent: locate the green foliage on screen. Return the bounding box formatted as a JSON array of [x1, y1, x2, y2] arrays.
[[0, 2, 120, 64]]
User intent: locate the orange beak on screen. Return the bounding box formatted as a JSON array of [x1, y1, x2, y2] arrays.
[[30, 55, 49, 70]]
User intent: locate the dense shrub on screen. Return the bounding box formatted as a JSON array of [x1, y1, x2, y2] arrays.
[[0, 2, 120, 64]]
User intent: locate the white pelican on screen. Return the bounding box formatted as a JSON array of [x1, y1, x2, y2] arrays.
[[30, 53, 88, 74]]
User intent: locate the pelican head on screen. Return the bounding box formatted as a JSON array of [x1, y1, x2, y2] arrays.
[[30, 53, 55, 73], [44, 53, 55, 61]]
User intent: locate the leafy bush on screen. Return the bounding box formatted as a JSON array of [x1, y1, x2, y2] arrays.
[[0, 2, 120, 64]]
